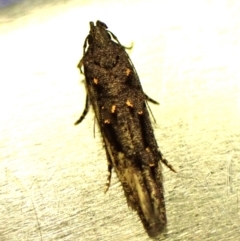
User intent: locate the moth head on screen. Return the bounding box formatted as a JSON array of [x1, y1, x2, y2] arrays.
[[88, 20, 112, 47]]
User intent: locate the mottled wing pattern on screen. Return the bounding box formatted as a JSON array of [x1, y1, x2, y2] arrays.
[[76, 21, 174, 237]]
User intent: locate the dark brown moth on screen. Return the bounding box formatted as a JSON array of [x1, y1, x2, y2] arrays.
[[75, 20, 175, 237]]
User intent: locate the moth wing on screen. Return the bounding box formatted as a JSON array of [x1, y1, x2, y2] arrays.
[[103, 136, 167, 237]]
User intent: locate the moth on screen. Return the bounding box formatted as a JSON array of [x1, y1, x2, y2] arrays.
[[75, 20, 175, 237]]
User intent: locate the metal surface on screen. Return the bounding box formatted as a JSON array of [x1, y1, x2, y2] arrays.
[[0, 0, 240, 240]]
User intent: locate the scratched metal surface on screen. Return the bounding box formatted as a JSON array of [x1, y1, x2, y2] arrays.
[[0, 0, 240, 240]]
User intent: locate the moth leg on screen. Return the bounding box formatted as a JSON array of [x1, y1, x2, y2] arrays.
[[108, 30, 122, 45], [108, 30, 133, 50], [83, 35, 88, 54], [77, 36, 88, 73], [144, 94, 159, 123], [145, 94, 159, 105], [161, 156, 177, 173], [123, 42, 133, 50], [104, 149, 113, 193], [145, 100, 157, 123], [77, 58, 84, 74], [93, 116, 96, 138], [74, 95, 90, 125]]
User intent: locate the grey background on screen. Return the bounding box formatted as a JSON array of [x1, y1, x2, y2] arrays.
[[0, 0, 240, 240]]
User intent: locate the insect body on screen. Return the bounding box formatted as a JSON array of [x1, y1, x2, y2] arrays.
[[75, 20, 175, 237]]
